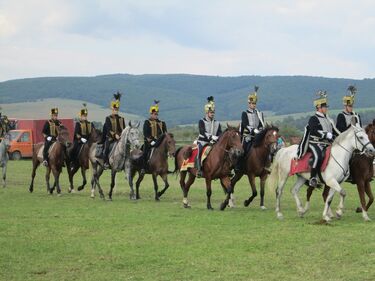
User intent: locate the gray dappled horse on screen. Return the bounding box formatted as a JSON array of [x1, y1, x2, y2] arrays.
[[0, 134, 10, 187], [89, 121, 141, 200]]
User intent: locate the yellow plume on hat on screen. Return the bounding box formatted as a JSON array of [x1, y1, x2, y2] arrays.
[[149, 100, 160, 113], [314, 90, 328, 107], [248, 86, 259, 103], [343, 85, 356, 106], [111, 92, 122, 110], [204, 96, 215, 113], [79, 103, 88, 116], [50, 107, 58, 115]]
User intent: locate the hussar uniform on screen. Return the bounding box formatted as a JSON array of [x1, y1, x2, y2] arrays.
[[297, 91, 339, 187], [70, 105, 94, 166], [240, 86, 265, 153], [142, 101, 168, 169], [101, 93, 126, 167], [336, 86, 362, 133], [42, 108, 62, 164], [196, 96, 222, 176]]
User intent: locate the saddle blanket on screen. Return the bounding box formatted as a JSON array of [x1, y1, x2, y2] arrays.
[[37, 142, 57, 159], [289, 146, 331, 176], [180, 145, 212, 172]]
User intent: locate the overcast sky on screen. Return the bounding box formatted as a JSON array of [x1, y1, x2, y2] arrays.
[[0, 0, 374, 82]]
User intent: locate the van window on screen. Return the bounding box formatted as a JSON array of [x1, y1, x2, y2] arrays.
[[20, 132, 30, 142]]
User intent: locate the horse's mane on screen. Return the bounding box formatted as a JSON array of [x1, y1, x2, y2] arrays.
[[253, 125, 279, 148], [333, 125, 353, 144]]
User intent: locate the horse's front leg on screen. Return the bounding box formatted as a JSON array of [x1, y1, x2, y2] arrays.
[[244, 174, 257, 207], [135, 172, 145, 199], [157, 173, 170, 198], [2, 165, 6, 188], [356, 180, 371, 221], [77, 167, 87, 191], [128, 168, 136, 200], [95, 165, 105, 199], [205, 178, 214, 210], [68, 164, 79, 193], [108, 170, 117, 200], [46, 166, 52, 194], [322, 187, 336, 222], [152, 174, 159, 201], [52, 168, 62, 195], [219, 177, 232, 211], [259, 174, 267, 210]]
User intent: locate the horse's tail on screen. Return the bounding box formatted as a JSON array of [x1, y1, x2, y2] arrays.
[[172, 146, 184, 174], [266, 151, 281, 193]]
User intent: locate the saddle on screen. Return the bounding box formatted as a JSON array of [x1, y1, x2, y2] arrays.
[[180, 144, 212, 172], [289, 146, 331, 176], [37, 143, 57, 159]]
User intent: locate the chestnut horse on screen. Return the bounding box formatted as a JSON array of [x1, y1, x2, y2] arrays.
[[231, 125, 279, 209], [306, 120, 375, 221], [128, 133, 176, 201], [174, 125, 243, 210], [29, 126, 71, 194], [67, 127, 102, 193]]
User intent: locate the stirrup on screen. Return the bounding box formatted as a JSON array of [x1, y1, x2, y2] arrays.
[[309, 177, 318, 188]]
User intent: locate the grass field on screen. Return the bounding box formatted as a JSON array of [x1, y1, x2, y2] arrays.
[[1, 160, 375, 281]]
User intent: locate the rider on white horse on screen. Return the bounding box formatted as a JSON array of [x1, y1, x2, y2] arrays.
[[297, 91, 340, 188], [336, 85, 362, 133]]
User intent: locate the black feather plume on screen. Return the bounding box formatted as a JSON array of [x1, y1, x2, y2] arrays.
[[82, 103, 87, 107], [347, 85, 357, 95], [154, 100, 160, 105], [113, 91, 122, 100], [254, 86, 259, 92], [207, 96, 214, 102]]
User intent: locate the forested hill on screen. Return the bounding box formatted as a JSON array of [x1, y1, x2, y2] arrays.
[[0, 74, 374, 125]]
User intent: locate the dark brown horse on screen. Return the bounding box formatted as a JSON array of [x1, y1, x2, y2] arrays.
[[29, 126, 71, 194], [306, 120, 375, 221], [174, 125, 243, 210], [231, 126, 279, 209], [67, 127, 102, 193], [128, 133, 176, 201]]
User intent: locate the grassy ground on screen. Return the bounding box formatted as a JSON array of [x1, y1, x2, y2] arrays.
[[1, 160, 375, 281]]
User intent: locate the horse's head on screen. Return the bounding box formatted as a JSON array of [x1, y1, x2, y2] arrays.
[[253, 125, 279, 148], [164, 133, 176, 157], [351, 122, 375, 156], [57, 126, 71, 147], [365, 121, 375, 145], [222, 124, 244, 161], [123, 121, 141, 149], [90, 127, 102, 143]]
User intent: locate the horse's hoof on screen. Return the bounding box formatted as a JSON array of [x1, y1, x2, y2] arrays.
[[356, 207, 362, 213], [207, 206, 214, 211], [77, 186, 84, 191], [157, 191, 163, 197], [364, 217, 371, 222], [57, 193, 62, 197], [244, 200, 250, 207], [260, 206, 267, 210], [183, 203, 191, 209], [70, 189, 76, 194], [336, 209, 343, 219], [155, 197, 160, 201], [276, 213, 284, 220], [90, 194, 95, 199], [29, 187, 33, 193]]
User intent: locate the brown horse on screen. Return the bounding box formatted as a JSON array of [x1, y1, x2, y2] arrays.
[[128, 133, 176, 201], [67, 127, 102, 193], [306, 120, 375, 221], [174, 125, 243, 210], [29, 126, 71, 194], [231, 126, 279, 209]]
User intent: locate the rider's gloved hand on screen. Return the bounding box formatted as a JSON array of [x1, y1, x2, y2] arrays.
[[326, 132, 333, 140], [253, 128, 260, 134], [46, 136, 52, 141], [211, 135, 219, 142], [81, 138, 87, 143], [115, 134, 120, 140], [151, 141, 156, 146]]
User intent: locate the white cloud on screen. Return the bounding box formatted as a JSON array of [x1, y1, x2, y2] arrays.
[[0, 0, 374, 81]]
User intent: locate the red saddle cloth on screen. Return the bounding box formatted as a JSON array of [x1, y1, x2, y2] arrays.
[[180, 146, 211, 171], [289, 146, 331, 176]]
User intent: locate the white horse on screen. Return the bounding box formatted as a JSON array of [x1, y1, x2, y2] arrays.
[[0, 134, 10, 188], [268, 123, 375, 222], [89, 122, 141, 199]]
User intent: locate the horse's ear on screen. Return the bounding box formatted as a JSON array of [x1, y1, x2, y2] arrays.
[[136, 121, 140, 128], [373, 119, 375, 126], [351, 116, 357, 126], [128, 120, 132, 127]]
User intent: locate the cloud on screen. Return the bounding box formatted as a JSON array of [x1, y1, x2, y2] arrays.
[[0, 0, 374, 81]]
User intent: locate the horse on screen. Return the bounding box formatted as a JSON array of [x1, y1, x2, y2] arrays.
[[67, 127, 102, 193], [305, 120, 375, 221], [174, 125, 243, 210], [0, 134, 11, 187], [128, 133, 176, 201], [231, 125, 279, 209], [29, 126, 71, 194], [89, 122, 141, 200], [267, 120, 375, 222]]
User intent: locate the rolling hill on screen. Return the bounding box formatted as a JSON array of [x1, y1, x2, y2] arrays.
[[1, 74, 375, 125]]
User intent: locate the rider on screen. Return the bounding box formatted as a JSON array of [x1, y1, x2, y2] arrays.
[[196, 96, 222, 177], [141, 100, 167, 174], [235, 86, 265, 172], [101, 92, 125, 169], [42, 107, 62, 166], [0, 113, 10, 138], [70, 104, 94, 168], [297, 91, 339, 188], [336, 85, 362, 132]]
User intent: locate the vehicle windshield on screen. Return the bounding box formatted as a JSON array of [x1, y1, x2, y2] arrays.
[[8, 131, 21, 141]]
